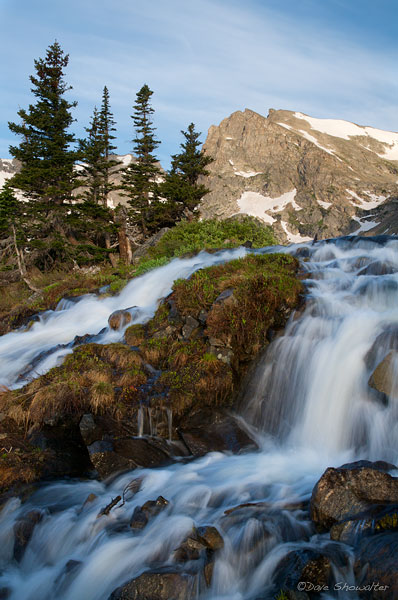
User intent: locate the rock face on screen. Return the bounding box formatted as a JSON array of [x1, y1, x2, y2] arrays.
[[200, 108, 398, 242]]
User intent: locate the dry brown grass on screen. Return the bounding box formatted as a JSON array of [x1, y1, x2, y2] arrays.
[[89, 382, 115, 413]]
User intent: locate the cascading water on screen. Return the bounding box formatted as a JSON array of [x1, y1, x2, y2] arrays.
[[0, 235, 398, 600]]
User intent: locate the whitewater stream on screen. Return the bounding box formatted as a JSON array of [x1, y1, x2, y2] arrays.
[[0, 235, 398, 599]]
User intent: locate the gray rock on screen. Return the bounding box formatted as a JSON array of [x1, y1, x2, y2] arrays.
[[182, 316, 200, 340], [369, 351, 398, 397]]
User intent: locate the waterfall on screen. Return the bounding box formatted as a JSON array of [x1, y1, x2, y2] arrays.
[[0, 235, 398, 599]]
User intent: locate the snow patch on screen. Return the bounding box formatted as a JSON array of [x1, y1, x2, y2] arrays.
[[229, 159, 234, 166], [234, 170, 263, 178], [281, 221, 312, 243], [225, 137, 234, 140], [120, 154, 133, 167], [293, 112, 398, 160], [298, 130, 342, 161], [277, 123, 293, 131], [317, 199, 332, 209], [237, 189, 301, 224], [351, 215, 380, 234], [346, 189, 386, 210]]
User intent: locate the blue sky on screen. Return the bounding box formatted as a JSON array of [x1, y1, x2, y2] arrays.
[[0, 0, 397, 168]]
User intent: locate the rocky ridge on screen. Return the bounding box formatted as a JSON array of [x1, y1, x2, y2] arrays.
[[200, 108, 398, 242]]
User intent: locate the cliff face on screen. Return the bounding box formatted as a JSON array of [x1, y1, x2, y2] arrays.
[[200, 109, 398, 242]]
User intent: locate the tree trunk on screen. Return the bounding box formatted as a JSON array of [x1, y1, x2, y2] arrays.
[[105, 232, 118, 268], [11, 225, 41, 293], [118, 226, 132, 265]]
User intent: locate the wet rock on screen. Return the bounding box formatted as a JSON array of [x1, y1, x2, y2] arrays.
[[108, 310, 132, 330], [368, 351, 398, 397], [358, 260, 397, 276], [174, 535, 206, 562], [273, 548, 333, 596], [130, 496, 169, 531], [354, 533, 398, 599], [330, 503, 398, 544], [87, 440, 133, 479], [294, 247, 311, 258], [80, 493, 98, 512], [365, 326, 398, 369], [174, 525, 223, 565], [79, 414, 100, 445], [195, 526, 224, 551], [181, 316, 200, 340], [88, 438, 172, 479], [179, 416, 257, 457], [13, 510, 43, 561], [113, 438, 172, 468], [109, 569, 196, 600], [310, 460, 398, 531]]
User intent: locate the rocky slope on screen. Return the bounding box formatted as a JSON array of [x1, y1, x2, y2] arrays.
[[200, 109, 398, 242]]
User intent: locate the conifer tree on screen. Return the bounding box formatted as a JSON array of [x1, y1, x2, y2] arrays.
[[122, 84, 161, 234], [98, 86, 121, 206], [8, 41, 78, 206], [78, 107, 103, 204], [160, 123, 213, 217]]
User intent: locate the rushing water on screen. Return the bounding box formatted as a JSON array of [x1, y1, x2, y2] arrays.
[[1, 235, 398, 599]]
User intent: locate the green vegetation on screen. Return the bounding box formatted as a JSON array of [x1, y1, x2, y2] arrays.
[[146, 217, 277, 260], [121, 84, 162, 235], [159, 122, 213, 220]]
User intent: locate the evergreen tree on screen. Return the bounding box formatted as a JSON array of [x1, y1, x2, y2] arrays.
[[122, 84, 161, 234], [8, 41, 78, 206], [160, 123, 213, 218], [78, 107, 103, 204], [98, 86, 121, 206], [0, 182, 19, 232]]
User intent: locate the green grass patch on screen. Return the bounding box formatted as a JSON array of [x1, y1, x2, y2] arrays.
[[146, 217, 277, 260]]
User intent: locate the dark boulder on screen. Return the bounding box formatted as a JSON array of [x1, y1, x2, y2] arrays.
[[109, 569, 196, 600], [88, 437, 172, 480], [13, 509, 44, 561], [130, 496, 169, 531], [310, 460, 398, 531], [272, 548, 333, 595], [108, 310, 132, 330], [179, 415, 257, 457], [354, 533, 398, 599]]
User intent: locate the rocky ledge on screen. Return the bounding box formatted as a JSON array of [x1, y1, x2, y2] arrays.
[[0, 253, 302, 501]]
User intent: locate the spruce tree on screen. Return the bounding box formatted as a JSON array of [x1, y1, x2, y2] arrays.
[[98, 86, 121, 206], [160, 123, 213, 218], [78, 107, 103, 204], [8, 41, 78, 206], [122, 84, 161, 235]]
